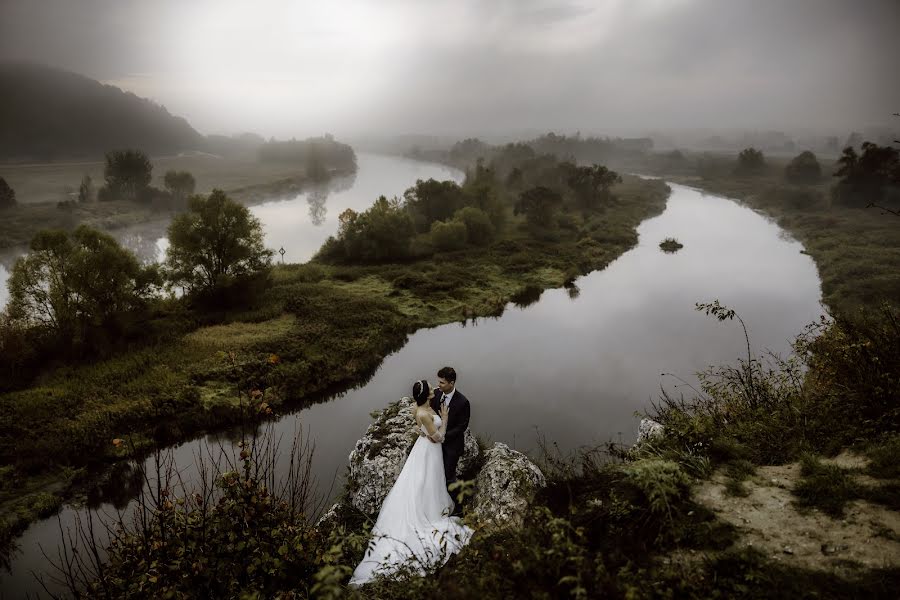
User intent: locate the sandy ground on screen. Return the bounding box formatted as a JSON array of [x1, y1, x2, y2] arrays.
[[692, 452, 900, 573]]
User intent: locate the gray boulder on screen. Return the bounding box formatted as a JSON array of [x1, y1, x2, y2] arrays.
[[315, 502, 342, 534], [456, 428, 481, 476], [636, 418, 665, 445], [469, 442, 546, 529], [347, 397, 481, 515]]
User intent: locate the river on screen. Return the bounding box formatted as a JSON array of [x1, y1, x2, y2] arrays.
[[0, 159, 823, 598]]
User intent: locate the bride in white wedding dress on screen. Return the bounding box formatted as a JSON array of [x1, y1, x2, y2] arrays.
[[349, 380, 474, 586]]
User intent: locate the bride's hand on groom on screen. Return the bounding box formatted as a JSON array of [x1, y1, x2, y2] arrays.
[[440, 404, 449, 421]]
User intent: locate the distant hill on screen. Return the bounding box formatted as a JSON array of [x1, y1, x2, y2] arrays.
[[0, 62, 206, 161]]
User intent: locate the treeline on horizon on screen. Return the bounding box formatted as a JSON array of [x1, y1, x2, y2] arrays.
[[408, 132, 653, 171], [257, 134, 358, 175], [411, 130, 900, 212]]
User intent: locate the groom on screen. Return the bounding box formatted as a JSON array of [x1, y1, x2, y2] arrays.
[[431, 366, 471, 517]]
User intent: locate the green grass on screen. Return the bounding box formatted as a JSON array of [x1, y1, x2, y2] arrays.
[[793, 454, 860, 517], [185, 314, 298, 349], [863, 434, 900, 480], [793, 452, 900, 518], [723, 459, 755, 497]]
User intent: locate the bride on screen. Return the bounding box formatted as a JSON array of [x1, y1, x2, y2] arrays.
[[349, 380, 474, 585]]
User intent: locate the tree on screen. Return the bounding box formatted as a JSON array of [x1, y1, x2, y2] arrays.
[[334, 196, 416, 262], [832, 142, 900, 209], [454, 206, 495, 246], [562, 163, 622, 212], [258, 136, 357, 172], [403, 179, 466, 232], [7, 226, 159, 345], [0, 176, 15, 208], [101, 149, 152, 202], [735, 147, 766, 175], [164, 189, 273, 294], [163, 170, 196, 205], [77, 174, 93, 202], [430, 219, 467, 252], [784, 151, 822, 184], [514, 186, 564, 228]]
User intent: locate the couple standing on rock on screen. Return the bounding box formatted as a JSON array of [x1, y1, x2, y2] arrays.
[[350, 366, 473, 586]]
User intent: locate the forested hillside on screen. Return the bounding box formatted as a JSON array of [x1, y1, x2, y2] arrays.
[[0, 62, 205, 160]]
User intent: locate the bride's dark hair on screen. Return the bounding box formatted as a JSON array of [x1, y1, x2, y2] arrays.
[[412, 379, 430, 406]]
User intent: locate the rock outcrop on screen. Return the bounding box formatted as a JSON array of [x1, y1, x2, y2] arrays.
[[328, 396, 546, 535], [469, 442, 547, 529], [346, 396, 481, 515]]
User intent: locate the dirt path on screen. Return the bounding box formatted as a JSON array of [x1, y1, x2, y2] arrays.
[[693, 453, 900, 573]]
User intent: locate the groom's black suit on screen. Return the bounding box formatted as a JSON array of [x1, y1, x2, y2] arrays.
[[431, 389, 471, 487]]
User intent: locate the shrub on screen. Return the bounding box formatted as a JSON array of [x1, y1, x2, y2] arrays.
[[832, 142, 900, 208], [793, 453, 859, 517], [621, 459, 692, 531], [0, 176, 16, 208], [734, 147, 766, 176], [64, 422, 328, 598], [7, 226, 160, 351], [454, 206, 495, 246], [103, 149, 152, 202], [797, 305, 900, 442], [659, 237, 683, 253], [430, 219, 468, 252], [403, 178, 467, 232], [785, 150, 822, 184], [556, 212, 579, 231], [514, 186, 563, 228]]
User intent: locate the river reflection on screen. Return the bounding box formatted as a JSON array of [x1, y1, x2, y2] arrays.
[[1, 180, 824, 598], [0, 153, 462, 309]]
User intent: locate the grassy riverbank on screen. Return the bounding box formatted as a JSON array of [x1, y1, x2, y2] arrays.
[[0, 174, 670, 553]]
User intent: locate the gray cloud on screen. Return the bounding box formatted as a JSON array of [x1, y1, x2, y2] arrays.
[[1, 0, 897, 138]]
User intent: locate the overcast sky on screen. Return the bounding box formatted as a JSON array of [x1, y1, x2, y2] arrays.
[[1, 0, 897, 138]]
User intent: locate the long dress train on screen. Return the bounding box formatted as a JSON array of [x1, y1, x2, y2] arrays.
[[349, 414, 473, 585]]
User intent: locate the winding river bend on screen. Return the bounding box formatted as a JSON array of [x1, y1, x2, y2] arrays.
[[1, 158, 823, 598]]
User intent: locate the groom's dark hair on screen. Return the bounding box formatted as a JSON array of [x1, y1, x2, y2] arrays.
[[437, 366, 456, 383]]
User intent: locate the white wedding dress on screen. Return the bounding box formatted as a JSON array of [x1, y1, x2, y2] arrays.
[[349, 414, 473, 585]]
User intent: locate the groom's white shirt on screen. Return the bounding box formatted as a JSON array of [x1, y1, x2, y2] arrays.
[[442, 389, 455, 407]]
